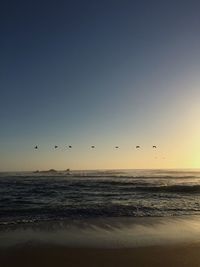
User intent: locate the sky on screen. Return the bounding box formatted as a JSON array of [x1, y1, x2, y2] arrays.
[[1, 0, 200, 171]]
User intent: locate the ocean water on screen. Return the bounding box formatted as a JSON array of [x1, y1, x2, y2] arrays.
[[1, 169, 200, 225]]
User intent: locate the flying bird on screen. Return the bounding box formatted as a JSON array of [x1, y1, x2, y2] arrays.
[[34, 145, 38, 149], [68, 145, 72, 148], [54, 145, 58, 149], [152, 145, 157, 148], [115, 146, 119, 149], [136, 146, 140, 149], [91, 146, 95, 148]]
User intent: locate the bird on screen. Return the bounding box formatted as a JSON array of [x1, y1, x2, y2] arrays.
[[136, 146, 140, 149], [152, 145, 157, 148], [68, 145, 72, 148], [91, 146, 95, 148], [115, 146, 119, 149], [34, 145, 38, 149], [54, 145, 58, 149]]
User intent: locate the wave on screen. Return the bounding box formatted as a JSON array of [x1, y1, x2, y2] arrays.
[[1, 205, 200, 226], [135, 184, 200, 193]]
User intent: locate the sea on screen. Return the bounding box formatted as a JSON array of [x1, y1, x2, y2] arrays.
[[2, 169, 200, 248], [1, 169, 200, 225]]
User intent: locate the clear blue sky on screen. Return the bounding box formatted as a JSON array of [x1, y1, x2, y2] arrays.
[[1, 0, 200, 171]]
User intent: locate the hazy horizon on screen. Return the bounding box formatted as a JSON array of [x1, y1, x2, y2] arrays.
[[2, 167, 200, 174]]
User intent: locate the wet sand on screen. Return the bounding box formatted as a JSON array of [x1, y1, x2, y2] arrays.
[[2, 217, 200, 266], [1, 243, 200, 267]]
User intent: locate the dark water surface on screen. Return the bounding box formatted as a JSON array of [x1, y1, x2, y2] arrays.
[[1, 169, 200, 225]]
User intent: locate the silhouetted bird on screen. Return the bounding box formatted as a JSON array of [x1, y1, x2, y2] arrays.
[[91, 146, 95, 148], [34, 146, 38, 149], [115, 146, 119, 149], [54, 145, 58, 149], [136, 146, 140, 149], [68, 145, 72, 148], [152, 146, 157, 148]]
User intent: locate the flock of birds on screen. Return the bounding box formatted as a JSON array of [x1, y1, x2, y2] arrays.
[[34, 145, 158, 149]]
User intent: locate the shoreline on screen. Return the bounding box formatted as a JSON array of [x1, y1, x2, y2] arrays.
[[1, 216, 200, 248], [1, 216, 200, 266]]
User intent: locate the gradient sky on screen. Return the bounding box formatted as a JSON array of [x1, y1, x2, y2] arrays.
[[1, 0, 200, 171]]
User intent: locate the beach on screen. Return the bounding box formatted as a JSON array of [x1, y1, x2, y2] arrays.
[[1, 171, 200, 266], [2, 0, 200, 264], [1, 243, 200, 267], [1, 216, 200, 267]]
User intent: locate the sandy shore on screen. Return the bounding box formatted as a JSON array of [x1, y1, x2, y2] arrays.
[[1, 243, 200, 267], [2, 216, 200, 266]]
